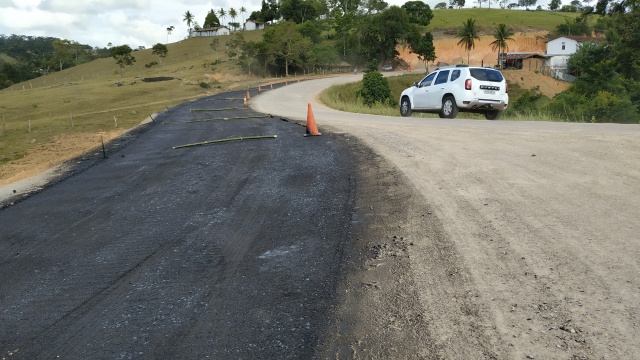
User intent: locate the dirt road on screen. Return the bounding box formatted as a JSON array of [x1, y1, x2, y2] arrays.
[[252, 76, 640, 359]]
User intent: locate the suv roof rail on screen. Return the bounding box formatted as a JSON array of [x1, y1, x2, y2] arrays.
[[455, 64, 469, 67]]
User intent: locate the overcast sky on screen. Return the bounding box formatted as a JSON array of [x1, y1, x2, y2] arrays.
[[1, 0, 548, 49]]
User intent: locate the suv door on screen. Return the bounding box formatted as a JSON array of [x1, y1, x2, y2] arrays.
[[427, 70, 450, 109], [413, 72, 437, 109]]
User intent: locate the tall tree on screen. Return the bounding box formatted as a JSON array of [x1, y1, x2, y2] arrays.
[[152, 43, 168, 64], [260, 0, 281, 23], [358, 6, 420, 66], [52, 39, 74, 71], [218, 8, 227, 26], [204, 9, 221, 28], [490, 23, 514, 69], [166, 25, 174, 43], [110, 45, 136, 76], [412, 31, 436, 72], [229, 8, 238, 30], [549, 0, 562, 10], [263, 21, 311, 76], [363, 0, 389, 14], [183, 11, 194, 30], [457, 18, 480, 65], [281, 0, 319, 23], [240, 7, 247, 29], [401, 1, 434, 26]]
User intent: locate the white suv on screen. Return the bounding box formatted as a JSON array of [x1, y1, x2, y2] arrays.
[[399, 65, 508, 120]]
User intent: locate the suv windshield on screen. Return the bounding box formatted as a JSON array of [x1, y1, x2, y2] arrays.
[[469, 68, 504, 82]]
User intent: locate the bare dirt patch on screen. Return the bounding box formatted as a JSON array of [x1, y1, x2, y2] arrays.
[[0, 131, 123, 187], [502, 69, 569, 98]]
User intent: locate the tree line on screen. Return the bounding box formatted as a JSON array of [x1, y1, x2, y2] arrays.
[[0, 35, 112, 89]]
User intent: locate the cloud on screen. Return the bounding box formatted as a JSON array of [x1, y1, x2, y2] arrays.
[[38, 0, 150, 14]]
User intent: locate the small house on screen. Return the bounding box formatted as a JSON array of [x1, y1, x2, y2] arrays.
[[189, 26, 230, 38], [543, 36, 605, 80], [244, 20, 265, 31]]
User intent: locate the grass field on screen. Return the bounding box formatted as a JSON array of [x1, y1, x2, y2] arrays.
[[428, 9, 584, 34]]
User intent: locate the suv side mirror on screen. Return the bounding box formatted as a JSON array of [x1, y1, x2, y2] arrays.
[[413, 82, 419, 87]]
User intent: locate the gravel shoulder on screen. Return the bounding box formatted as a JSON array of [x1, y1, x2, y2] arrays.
[[252, 75, 640, 359]]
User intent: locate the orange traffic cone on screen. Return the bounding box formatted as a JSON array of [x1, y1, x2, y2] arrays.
[[304, 103, 321, 137], [270, 83, 273, 90], [285, 80, 288, 86], [246, 90, 251, 100], [258, 85, 262, 92]]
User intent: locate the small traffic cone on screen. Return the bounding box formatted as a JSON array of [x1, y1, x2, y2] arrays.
[[243, 97, 248, 109], [258, 85, 262, 92], [270, 83, 273, 90], [285, 80, 288, 86], [304, 103, 321, 137], [246, 90, 251, 100]]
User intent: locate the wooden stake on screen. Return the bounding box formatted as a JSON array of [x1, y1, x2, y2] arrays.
[[114, 116, 118, 127], [101, 136, 107, 158]]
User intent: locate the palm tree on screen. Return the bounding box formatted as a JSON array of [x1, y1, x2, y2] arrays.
[[490, 23, 514, 69], [229, 8, 238, 31], [166, 25, 174, 43], [240, 7, 247, 30], [218, 8, 227, 27], [457, 18, 480, 65], [183, 11, 194, 31]]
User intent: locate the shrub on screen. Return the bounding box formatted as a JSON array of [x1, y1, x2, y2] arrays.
[[358, 71, 395, 107], [199, 82, 210, 89], [588, 91, 638, 123], [511, 88, 543, 115]]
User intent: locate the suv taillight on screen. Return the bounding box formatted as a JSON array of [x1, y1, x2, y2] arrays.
[[465, 79, 472, 90]]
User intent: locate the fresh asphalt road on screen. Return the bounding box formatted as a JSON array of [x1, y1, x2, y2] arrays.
[[0, 87, 378, 359]]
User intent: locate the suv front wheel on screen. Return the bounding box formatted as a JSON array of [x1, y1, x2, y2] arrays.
[[440, 96, 458, 119], [400, 97, 413, 117]]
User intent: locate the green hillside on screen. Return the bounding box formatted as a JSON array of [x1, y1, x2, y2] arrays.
[[428, 9, 582, 33]]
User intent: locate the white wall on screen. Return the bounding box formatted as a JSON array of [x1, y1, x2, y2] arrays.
[[546, 37, 579, 56]]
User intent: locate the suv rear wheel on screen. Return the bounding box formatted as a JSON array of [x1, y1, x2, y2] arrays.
[[440, 96, 458, 119], [400, 97, 412, 117], [485, 110, 502, 120]]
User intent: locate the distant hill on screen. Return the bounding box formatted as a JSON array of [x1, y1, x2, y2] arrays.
[[0, 34, 110, 88]]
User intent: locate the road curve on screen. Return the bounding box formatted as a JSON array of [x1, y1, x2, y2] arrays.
[[252, 76, 640, 359]]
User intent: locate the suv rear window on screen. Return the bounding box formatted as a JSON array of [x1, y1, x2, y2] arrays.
[[469, 68, 504, 82]]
